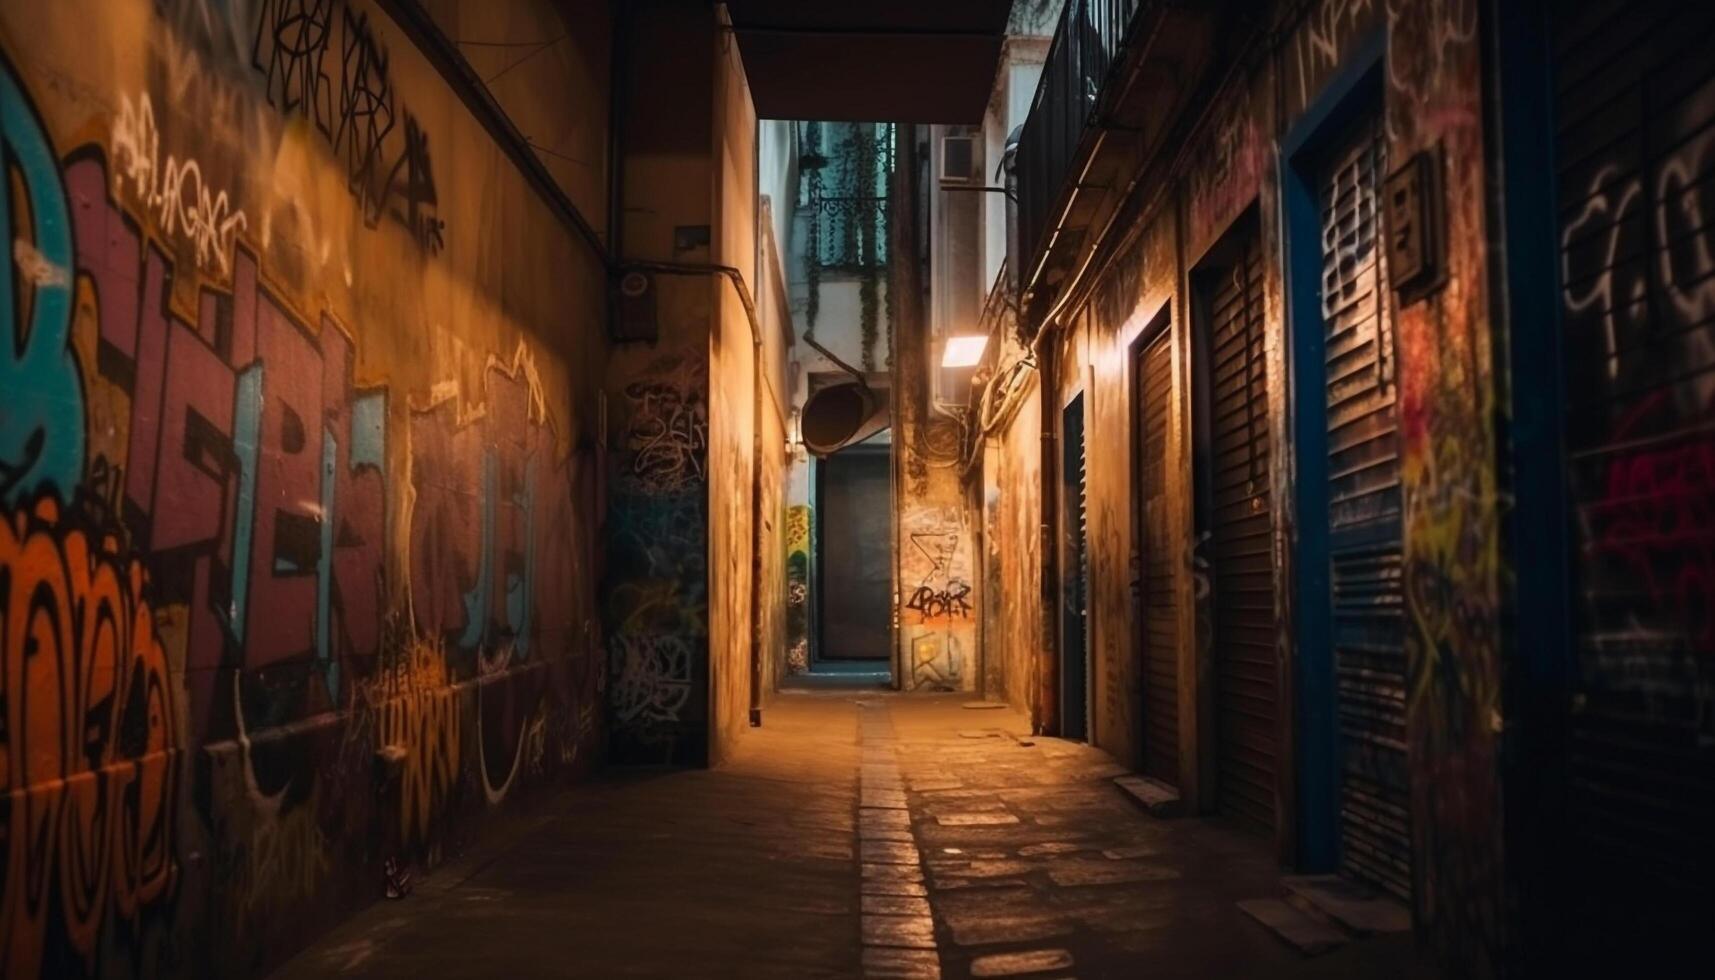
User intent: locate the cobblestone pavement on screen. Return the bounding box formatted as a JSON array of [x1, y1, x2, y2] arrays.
[[874, 695, 1440, 980], [274, 689, 1441, 979]]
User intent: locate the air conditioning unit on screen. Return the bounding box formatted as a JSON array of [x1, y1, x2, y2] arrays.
[[940, 134, 975, 183]]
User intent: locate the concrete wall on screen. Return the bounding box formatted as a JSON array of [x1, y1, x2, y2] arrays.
[[603, 1, 716, 765], [893, 127, 978, 692], [983, 367, 1043, 714], [707, 12, 760, 764], [0, 0, 608, 975], [421, 0, 611, 228], [757, 203, 794, 694], [603, 1, 781, 764]]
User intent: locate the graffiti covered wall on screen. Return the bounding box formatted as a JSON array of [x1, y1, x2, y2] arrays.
[[0, 0, 606, 975], [604, 352, 708, 762], [784, 498, 813, 674]]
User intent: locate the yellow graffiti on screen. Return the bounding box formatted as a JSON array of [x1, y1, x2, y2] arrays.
[[375, 641, 463, 846], [786, 505, 810, 554]]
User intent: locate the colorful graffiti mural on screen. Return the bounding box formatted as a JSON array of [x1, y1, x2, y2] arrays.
[[0, 0, 601, 968], [785, 503, 810, 673]]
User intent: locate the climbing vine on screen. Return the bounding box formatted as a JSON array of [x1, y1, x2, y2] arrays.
[[799, 122, 893, 370]]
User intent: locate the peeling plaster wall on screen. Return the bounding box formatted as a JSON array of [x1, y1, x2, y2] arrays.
[[0, 0, 607, 975]]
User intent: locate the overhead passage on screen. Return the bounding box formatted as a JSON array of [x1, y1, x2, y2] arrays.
[[724, 0, 1012, 123]]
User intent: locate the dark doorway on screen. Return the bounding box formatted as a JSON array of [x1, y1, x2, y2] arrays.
[[1285, 67, 1413, 903], [1061, 393, 1089, 740], [1134, 323, 1179, 785], [1192, 213, 1280, 838], [817, 442, 892, 662]]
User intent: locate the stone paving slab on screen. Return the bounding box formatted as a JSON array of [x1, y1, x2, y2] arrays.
[[1238, 898, 1350, 955], [863, 946, 943, 979], [882, 694, 1445, 980], [274, 690, 1446, 980], [863, 914, 938, 949], [1282, 874, 1412, 935], [968, 948, 1075, 976]]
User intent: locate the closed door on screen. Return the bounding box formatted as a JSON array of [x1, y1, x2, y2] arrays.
[[1315, 111, 1411, 900], [1061, 394, 1089, 740], [1550, 0, 1715, 944], [1204, 233, 1279, 834], [1135, 330, 1178, 784], [818, 446, 891, 660]]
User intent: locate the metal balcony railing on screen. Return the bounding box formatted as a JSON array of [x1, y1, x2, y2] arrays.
[[1016, 0, 1143, 296]]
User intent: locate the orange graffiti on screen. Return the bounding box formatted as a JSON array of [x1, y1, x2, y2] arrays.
[[1, 496, 179, 977], [374, 641, 462, 848]]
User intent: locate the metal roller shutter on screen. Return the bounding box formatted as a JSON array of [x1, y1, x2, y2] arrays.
[[1137, 330, 1179, 783], [1317, 112, 1411, 900], [1207, 236, 1279, 834], [1550, 0, 1715, 928]]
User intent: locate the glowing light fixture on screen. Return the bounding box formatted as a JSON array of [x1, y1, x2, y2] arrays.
[[941, 335, 988, 368]]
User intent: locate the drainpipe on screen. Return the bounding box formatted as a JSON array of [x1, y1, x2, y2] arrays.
[[1035, 328, 1060, 737]]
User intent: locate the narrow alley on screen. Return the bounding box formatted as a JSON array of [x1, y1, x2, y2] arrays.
[[2, 0, 1712, 978], [273, 691, 1434, 979]]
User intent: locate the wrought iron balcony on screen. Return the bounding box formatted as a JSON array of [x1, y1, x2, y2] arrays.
[[1015, 0, 1145, 304]]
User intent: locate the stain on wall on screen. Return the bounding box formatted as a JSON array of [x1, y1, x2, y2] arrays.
[[0, 0, 605, 973]]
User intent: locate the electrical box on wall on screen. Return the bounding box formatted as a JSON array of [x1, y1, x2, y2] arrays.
[[941, 134, 975, 183], [612, 270, 658, 343], [1384, 144, 1447, 304]]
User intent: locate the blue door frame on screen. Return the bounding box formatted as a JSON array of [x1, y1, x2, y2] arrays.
[[1278, 30, 1386, 874]]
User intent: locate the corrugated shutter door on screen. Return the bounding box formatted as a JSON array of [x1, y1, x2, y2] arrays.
[[1137, 331, 1179, 783], [1318, 113, 1411, 901], [1078, 401, 1090, 729], [1209, 237, 1278, 834], [1551, 0, 1715, 922]]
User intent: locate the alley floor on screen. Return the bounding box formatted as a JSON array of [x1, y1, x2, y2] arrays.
[[272, 692, 1443, 979]]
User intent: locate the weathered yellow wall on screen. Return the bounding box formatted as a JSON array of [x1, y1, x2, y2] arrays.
[[757, 200, 794, 705], [991, 380, 1043, 715], [707, 11, 760, 763], [0, 0, 607, 974]]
